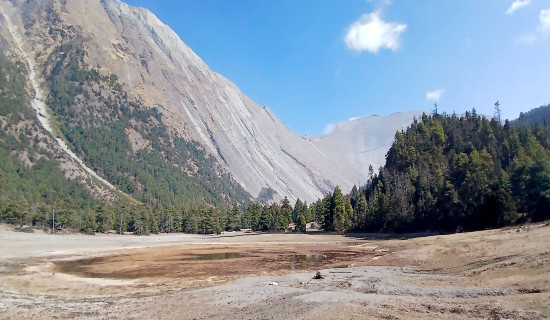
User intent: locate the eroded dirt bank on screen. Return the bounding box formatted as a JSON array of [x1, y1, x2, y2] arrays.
[[0, 224, 548, 319]]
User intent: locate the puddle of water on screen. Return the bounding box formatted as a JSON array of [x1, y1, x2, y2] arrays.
[[185, 252, 244, 261]]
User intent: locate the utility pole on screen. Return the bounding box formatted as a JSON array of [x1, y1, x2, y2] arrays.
[[52, 207, 55, 235]]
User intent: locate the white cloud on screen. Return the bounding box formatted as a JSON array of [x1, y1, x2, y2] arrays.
[[323, 123, 336, 135], [344, 11, 407, 54], [506, 0, 531, 15], [540, 8, 550, 34], [426, 89, 445, 102], [516, 7, 550, 44]]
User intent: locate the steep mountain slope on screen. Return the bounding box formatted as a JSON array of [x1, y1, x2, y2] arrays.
[[0, 0, 253, 209], [0, 57, 105, 220], [1, 0, 422, 204], [1, 2, 117, 192]]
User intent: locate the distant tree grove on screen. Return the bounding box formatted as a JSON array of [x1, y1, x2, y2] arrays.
[[312, 111, 549, 233]]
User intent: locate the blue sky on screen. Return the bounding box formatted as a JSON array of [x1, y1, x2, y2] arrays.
[[124, 0, 550, 136]]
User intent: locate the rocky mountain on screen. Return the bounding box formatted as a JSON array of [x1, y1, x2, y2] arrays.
[[307, 111, 423, 186], [0, 0, 420, 205]]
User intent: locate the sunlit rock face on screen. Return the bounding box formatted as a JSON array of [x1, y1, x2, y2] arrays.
[[307, 111, 423, 187]]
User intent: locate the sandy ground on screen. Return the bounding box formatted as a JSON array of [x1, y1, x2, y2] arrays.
[[0, 224, 548, 319]]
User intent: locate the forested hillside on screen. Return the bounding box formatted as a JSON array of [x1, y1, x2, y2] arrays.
[[513, 104, 550, 128], [0, 52, 250, 233], [313, 110, 550, 233], [200, 108, 550, 234], [45, 44, 251, 209], [0, 58, 100, 229]]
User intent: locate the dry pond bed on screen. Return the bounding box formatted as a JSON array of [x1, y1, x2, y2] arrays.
[[0, 224, 548, 319]]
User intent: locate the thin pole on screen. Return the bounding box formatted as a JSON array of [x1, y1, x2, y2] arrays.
[[52, 207, 55, 235]]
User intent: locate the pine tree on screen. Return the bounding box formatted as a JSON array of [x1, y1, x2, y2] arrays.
[[226, 202, 241, 231], [332, 186, 347, 231]]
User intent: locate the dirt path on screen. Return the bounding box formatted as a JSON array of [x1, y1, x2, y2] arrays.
[[0, 224, 548, 319]]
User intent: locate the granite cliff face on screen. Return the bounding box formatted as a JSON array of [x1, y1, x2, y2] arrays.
[[0, 0, 420, 203]]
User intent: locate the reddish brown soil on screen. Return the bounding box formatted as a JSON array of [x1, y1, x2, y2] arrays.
[[53, 243, 379, 282]]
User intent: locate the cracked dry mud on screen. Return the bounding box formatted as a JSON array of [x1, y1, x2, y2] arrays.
[[0, 224, 548, 319]]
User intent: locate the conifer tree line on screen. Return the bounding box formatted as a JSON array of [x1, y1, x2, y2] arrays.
[[0, 194, 315, 235]]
